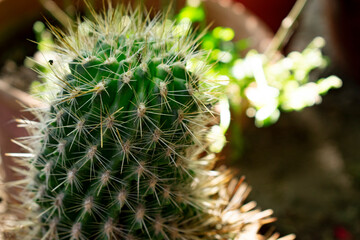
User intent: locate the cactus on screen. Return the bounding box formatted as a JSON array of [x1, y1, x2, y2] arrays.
[[3, 4, 284, 240]]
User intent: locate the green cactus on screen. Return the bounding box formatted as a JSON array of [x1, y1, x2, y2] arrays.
[[4, 4, 284, 240]]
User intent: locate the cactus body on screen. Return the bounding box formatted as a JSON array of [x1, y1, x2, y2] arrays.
[[30, 6, 221, 240], [5, 5, 281, 240]]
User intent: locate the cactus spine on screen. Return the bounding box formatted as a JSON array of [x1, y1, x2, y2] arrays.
[[5, 4, 279, 240]]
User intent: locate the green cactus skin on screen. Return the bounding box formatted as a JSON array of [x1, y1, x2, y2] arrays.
[[4, 4, 285, 240]]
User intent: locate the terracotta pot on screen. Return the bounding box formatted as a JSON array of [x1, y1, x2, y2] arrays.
[[0, 81, 39, 184]]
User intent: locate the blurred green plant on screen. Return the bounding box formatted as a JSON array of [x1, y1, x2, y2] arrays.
[[230, 38, 342, 128], [178, 1, 341, 153]]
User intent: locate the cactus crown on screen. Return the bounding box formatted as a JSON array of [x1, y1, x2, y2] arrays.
[[6, 4, 279, 240]]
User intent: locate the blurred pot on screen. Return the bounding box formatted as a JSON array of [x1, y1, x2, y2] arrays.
[[0, 81, 39, 184]]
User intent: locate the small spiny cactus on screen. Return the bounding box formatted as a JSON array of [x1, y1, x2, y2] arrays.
[[2, 3, 285, 240]]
